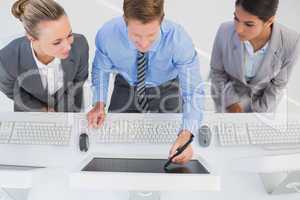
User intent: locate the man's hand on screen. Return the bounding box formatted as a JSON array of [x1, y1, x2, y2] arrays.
[[169, 130, 193, 164], [227, 103, 243, 113], [48, 107, 55, 112], [41, 107, 48, 112], [41, 107, 55, 112], [87, 102, 106, 128]]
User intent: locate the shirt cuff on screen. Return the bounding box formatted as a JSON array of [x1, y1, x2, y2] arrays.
[[92, 86, 106, 105], [180, 118, 202, 136]]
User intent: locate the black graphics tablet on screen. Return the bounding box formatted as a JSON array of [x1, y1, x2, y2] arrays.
[[82, 158, 209, 174]]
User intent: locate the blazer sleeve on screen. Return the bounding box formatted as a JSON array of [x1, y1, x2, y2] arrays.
[[251, 35, 300, 112], [0, 58, 48, 111], [0, 59, 15, 99], [210, 24, 241, 111], [14, 88, 48, 112]]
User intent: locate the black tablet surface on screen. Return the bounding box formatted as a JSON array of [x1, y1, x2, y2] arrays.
[[82, 158, 209, 174]]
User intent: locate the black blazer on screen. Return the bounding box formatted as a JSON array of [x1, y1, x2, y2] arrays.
[[0, 33, 89, 112]]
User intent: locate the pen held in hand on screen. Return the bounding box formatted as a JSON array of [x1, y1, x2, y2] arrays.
[[164, 134, 194, 170]]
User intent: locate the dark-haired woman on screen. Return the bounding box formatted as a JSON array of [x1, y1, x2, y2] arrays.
[[0, 0, 89, 112], [210, 0, 300, 113]]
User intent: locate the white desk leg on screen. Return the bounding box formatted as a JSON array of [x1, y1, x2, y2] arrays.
[[129, 191, 160, 200]]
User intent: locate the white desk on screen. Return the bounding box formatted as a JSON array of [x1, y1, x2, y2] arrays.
[[0, 112, 300, 200]]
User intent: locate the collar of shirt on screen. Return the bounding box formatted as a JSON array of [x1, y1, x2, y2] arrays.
[[30, 42, 60, 70], [30, 42, 63, 95], [243, 40, 269, 57], [122, 18, 167, 53]]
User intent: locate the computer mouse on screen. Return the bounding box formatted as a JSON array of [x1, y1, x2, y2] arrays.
[[79, 133, 89, 152], [198, 125, 212, 147]]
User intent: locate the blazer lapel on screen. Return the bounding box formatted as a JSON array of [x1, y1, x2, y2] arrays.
[[232, 32, 246, 84], [57, 50, 77, 94], [19, 38, 78, 105], [18, 39, 48, 103], [249, 22, 283, 85]]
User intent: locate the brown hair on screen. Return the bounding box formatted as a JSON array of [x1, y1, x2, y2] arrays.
[[11, 0, 66, 39], [123, 0, 165, 24], [235, 0, 278, 22]]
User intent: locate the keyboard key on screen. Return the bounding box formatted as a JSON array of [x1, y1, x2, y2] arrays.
[[217, 121, 300, 147], [0, 121, 71, 146], [88, 119, 180, 144]]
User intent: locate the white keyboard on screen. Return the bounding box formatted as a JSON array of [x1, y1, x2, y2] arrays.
[[83, 119, 181, 144], [215, 121, 300, 146], [0, 121, 71, 145]]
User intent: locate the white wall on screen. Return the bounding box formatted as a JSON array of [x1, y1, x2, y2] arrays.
[[0, 0, 300, 112]]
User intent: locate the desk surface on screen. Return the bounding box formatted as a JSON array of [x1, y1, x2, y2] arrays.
[[0, 112, 300, 200]]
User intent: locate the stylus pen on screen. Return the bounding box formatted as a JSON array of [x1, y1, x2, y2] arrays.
[[164, 134, 194, 170]]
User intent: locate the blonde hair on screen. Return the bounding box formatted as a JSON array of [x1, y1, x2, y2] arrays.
[[11, 0, 66, 38]]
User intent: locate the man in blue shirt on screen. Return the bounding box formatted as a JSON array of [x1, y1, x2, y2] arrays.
[[87, 0, 204, 164]]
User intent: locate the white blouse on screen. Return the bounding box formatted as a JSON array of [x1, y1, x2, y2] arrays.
[[31, 43, 64, 95]]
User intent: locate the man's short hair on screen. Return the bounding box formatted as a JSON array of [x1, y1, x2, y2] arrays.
[[123, 0, 165, 24]]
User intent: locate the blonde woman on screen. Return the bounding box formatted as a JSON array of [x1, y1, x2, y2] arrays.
[[0, 0, 89, 112]]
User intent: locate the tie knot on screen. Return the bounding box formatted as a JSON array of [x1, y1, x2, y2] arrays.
[[138, 51, 145, 57]]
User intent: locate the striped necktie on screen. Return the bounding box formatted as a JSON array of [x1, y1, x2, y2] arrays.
[[136, 51, 149, 112]]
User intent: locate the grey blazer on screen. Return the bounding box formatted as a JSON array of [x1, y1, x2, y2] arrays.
[[0, 34, 89, 112], [210, 22, 300, 112]]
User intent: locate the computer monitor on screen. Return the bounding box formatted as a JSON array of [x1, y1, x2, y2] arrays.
[[73, 154, 219, 200], [230, 152, 300, 195], [0, 164, 44, 171], [0, 164, 45, 189]]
